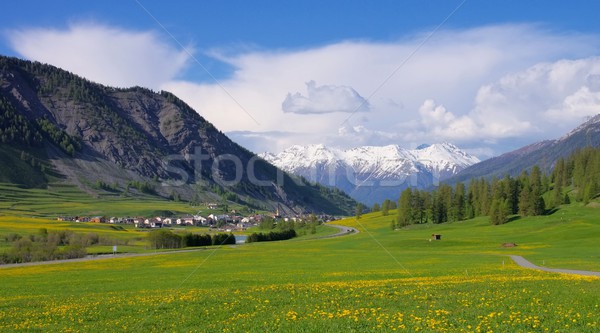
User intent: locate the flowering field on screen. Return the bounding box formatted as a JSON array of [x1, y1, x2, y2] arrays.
[[1, 204, 599, 332], [0, 263, 597, 332]]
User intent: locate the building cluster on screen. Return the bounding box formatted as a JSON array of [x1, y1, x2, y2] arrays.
[[56, 203, 339, 232], [57, 213, 264, 231], [57, 214, 335, 232]]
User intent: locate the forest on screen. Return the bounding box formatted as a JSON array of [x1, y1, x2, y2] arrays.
[[380, 146, 600, 228]]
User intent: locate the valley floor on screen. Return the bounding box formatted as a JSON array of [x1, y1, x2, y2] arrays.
[[0, 203, 598, 332]]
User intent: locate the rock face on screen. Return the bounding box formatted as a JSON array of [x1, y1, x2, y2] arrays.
[[261, 143, 479, 205], [0, 55, 357, 215]]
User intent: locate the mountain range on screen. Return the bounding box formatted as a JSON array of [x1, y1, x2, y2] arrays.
[[261, 143, 479, 205], [3, 55, 599, 214], [448, 114, 600, 183], [0, 55, 357, 215]]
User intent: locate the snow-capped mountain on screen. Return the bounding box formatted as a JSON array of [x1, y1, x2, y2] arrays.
[[260, 143, 479, 205]]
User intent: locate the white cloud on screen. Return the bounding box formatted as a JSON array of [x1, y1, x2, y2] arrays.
[[282, 80, 369, 114], [419, 100, 455, 128], [470, 57, 600, 137], [401, 57, 600, 146], [162, 24, 599, 156], [335, 125, 402, 147], [7, 22, 190, 89], [7, 23, 600, 158], [546, 86, 600, 120]]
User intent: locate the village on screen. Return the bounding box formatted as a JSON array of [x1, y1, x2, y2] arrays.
[[56, 203, 339, 232]]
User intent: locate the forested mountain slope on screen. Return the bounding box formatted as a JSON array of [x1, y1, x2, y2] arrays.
[[0, 55, 356, 215]]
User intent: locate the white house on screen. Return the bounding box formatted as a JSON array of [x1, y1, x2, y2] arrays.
[[195, 216, 208, 225]]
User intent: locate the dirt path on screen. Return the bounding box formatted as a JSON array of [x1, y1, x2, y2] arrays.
[[510, 255, 600, 277]]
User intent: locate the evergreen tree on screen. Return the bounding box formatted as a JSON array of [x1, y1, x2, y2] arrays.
[[413, 190, 428, 224], [551, 183, 562, 208], [489, 199, 509, 225], [582, 182, 597, 204], [355, 203, 364, 220], [431, 192, 447, 224], [505, 176, 520, 214], [397, 188, 413, 226], [381, 199, 390, 216], [454, 182, 466, 221], [563, 193, 571, 205], [532, 195, 546, 215], [438, 184, 453, 222], [388, 200, 397, 209], [518, 185, 532, 216], [372, 203, 380, 212]]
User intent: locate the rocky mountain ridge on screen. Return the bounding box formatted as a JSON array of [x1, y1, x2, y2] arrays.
[[0, 55, 357, 215], [261, 143, 479, 205]]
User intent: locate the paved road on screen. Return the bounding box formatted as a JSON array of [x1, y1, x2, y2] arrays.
[[510, 255, 600, 277], [0, 248, 208, 269], [320, 224, 359, 239], [0, 225, 358, 269]]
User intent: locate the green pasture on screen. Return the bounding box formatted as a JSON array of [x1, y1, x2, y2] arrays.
[[0, 183, 247, 218], [0, 182, 339, 253], [0, 196, 598, 332]]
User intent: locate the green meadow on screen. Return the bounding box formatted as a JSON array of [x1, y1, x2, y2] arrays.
[[0, 183, 213, 218], [0, 186, 599, 332]]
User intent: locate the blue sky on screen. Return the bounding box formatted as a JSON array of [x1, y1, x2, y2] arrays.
[[2, 1, 600, 157]]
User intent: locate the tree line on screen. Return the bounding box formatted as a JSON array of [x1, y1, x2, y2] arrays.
[[0, 229, 126, 264], [380, 147, 600, 228], [246, 229, 297, 243], [147, 230, 235, 249]]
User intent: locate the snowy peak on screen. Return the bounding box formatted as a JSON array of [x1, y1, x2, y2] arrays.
[[260, 143, 479, 205], [263, 144, 343, 171], [261, 142, 479, 178], [558, 114, 600, 142], [412, 142, 480, 178]]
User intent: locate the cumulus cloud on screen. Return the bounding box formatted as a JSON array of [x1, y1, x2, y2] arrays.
[[471, 57, 600, 135], [7, 22, 600, 157], [6, 22, 190, 89], [587, 74, 600, 92], [546, 86, 600, 120], [162, 24, 599, 156], [335, 125, 401, 147], [282, 80, 369, 114], [404, 57, 600, 149], [227, 130, 307, 154]]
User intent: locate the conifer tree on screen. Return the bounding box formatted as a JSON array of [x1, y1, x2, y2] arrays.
[[489, 199, 509, 225], [355, 203, 364, 220], [372, 203, 380, 212], [454, 182, 466, 221], [381, 199, 390, 216], [397, 188, 413, 226]]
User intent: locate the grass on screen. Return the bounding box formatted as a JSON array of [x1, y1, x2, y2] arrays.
[[0, 183, 340, 253], [0, 183, 197, 218], [0, 190, 599, 331], [0, 183, 255, 218]]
